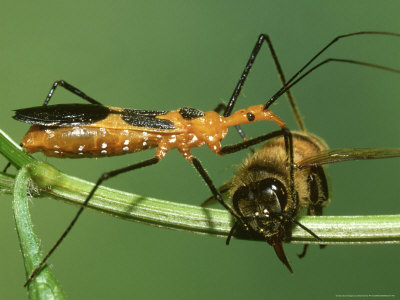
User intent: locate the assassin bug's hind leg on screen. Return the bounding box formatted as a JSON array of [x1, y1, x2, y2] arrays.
[[43, 80, 102, 106], [24, 156, 161, 287], [4, 81, 103, 173]]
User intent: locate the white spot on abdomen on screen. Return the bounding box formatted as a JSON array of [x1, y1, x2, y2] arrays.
[[168, 135, 177, 143], [71, 127, 85, 136]]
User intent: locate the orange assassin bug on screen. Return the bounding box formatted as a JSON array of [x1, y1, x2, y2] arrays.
[[11, 31, 400, 286]]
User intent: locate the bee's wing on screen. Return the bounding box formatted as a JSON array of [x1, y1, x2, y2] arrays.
[[297, 148, 400, 169]]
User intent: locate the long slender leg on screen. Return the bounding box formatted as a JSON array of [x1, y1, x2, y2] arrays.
[[219, 130, 286, 155], [226, 221, 238, 245], [43, 80, 102, 106], [192, 157, 242, 222], [266, 31, 400, 108], [201, 181, 231, 207], [3, 81, 103, 172], [24, 156, 160, 287], [223, 34, 302, 130]]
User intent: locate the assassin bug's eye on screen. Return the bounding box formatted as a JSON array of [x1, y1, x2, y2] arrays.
[[246, 112, 255, 122]]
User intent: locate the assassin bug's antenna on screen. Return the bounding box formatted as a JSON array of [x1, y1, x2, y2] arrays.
[[265, 31, 400, 109]]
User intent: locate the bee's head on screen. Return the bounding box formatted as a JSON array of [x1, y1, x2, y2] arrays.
[[232, 177, 293, 272], [232, 177, 289, 235]]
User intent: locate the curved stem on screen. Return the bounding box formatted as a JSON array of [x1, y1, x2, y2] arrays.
[[13, 166, 65, 298], [1, 128, 400, 245]]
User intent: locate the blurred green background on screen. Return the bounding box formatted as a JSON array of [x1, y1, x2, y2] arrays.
[[1, 1, 399, 299]]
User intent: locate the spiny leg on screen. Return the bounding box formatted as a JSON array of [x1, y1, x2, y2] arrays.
[[223, 34, 303, 130], [266, 31, 400, 108], [24, 156, 160, 287]]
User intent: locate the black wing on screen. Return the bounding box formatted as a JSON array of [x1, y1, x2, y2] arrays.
[[297, 148, 400, 169], [13, 103, 112, 127], [13, 104, 175, 129], [122, 108, 175, 129]]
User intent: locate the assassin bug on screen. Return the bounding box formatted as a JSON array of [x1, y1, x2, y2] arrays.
[[11, 31, 400, 285]]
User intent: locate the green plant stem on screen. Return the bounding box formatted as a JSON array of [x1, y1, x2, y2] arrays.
[[13, 166, 66, 299], [1, 166, 399, 244], [1, 128, 400, 245]]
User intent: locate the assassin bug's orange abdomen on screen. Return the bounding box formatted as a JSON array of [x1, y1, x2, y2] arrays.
[[16, 104, 285, 161]]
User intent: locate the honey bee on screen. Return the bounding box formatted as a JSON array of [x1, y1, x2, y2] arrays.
[[225, 130, 400, 272], [228, 130, 328, 272]]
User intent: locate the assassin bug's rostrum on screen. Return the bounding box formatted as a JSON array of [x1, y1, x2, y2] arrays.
[[10, 31, 400, 285]]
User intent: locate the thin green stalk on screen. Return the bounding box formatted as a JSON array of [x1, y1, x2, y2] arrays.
[[13, 166, 66, 299], [1, 129, 399, 244]]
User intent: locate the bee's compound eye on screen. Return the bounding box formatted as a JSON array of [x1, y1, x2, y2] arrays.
[[258, 178, 287, 214]]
